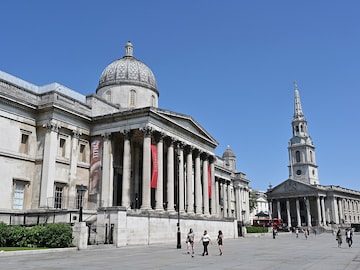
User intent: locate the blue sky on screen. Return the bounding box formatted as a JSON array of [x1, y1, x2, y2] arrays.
[[1, 1, 360, 191]]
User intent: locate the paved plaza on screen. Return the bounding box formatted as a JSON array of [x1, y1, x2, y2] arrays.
[[1, 232, 360, 270]]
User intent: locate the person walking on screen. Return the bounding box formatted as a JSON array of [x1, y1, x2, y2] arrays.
[[295, 227, 299, 238], [199, 230, 212, 256], [186, 228, 195, 257], [336, 229, 342, 248], [346, 228, 353, 248], [217, 230, 224, 255], [303, 228, 308, 239]]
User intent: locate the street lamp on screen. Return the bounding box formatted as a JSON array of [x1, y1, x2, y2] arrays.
[[241, 210, 246, 226], [176, 145, 181, 249], [78, 184, 87, 222]]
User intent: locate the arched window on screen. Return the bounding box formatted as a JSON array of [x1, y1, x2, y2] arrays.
[[151, 95, 155, 107], [300, 125, 303, 132], [105, 90, 111, 102], [295, 125, 299, 133], [295, 151, 301, 162], [129, 90, 136, 108], [310, 151, 313, 162]]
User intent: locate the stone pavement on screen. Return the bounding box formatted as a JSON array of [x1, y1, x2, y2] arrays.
[[1, 232, 360, 270]]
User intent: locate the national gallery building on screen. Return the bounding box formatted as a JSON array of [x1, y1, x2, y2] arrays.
[[267, 85, 360, 230], [0, 42, 250, 246]]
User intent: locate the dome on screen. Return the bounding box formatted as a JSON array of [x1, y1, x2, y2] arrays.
[[222, 146, 236, 159], [96, 41, 158, 95]]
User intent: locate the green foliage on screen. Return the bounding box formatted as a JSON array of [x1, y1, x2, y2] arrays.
[[246, 226, 269, 233], [0, 222, 9, 246], [42, 223, 73, 248], [0, 222, 73, 248]]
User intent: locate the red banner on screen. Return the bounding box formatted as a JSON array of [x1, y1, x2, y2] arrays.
[[208, 165, 212, 198], [150, 145, 158, 188], [89, 137, 103, 195]]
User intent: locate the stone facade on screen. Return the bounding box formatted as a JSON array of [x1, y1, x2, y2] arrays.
[[0, 42, 250, 245]]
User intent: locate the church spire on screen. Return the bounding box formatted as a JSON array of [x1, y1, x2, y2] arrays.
[[288, 82, 319, 185], [293, 81, 305, 121]]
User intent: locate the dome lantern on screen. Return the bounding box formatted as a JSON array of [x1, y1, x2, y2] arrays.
[[96, 41, 159, 109]]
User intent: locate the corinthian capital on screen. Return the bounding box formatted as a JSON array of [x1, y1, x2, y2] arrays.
[[141, 125, 153, 137], [43, 121, 61, 133]]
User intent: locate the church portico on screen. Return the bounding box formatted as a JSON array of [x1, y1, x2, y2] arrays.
[[270, 193, 325, 228]]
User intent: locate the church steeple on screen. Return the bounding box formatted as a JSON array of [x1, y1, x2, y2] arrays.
[[288, 82, 319, 185], [294, 81, 305, 121]]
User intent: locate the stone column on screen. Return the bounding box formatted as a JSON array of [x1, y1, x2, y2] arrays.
[[186, 146, 194, 214], [233, 182, 239, 220], [223, 181, 228, 218], [194, 151, 202, 214], [338, 199, 344, 224], [202, 157, 209, 216], [277, 201, 281, 220], [215, 179, 220, 217], [121, 130, 131, 208], [167, 139, 175, 212], [101, 133, 113, 207], [316, 196, 322, 226], [141, 127, 152, 210], [69, 130, 80, 208], [332, 197, 339, 224], [244, 188, 250, 223], [210, 159, 216, 216], [286, 200, 291, 227], [227, 183, 232, 217], [155, 133, 164, 211], [305, 197, 311, 227], [178, 144, 185, 213], [269, 200, 273, 220], [296, 198, 301, 227], [40, 121, 60, 208], [321, 197, 326, 225]]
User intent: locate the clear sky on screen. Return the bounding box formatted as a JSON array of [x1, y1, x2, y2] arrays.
[[1, 1, 360, 192]]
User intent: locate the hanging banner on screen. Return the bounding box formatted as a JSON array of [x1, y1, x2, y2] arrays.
[[150, 145, 158, 188], [208, 165, 212, 198], [89, 137, 103, 194]]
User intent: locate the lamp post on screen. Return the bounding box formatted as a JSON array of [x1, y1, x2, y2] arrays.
[[176, 145, 181, 249], [78, 184, 87, 222], [241, 210, 246, 226]]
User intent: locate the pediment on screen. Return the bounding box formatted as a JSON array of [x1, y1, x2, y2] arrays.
[[269, 179, 319, 195], [153, 108, 218, 146]]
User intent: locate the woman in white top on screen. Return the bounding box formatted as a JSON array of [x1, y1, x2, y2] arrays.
[[199, 230, 212, 256]]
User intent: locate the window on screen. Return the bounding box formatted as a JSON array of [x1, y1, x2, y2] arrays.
[[19, 130, 31, 154], [106, 90, 112, 102], [310, 151, 313, 162], [54, 186, 63, 208], [129, 90, 136, 108], [295, 151, 301, 162], [79, 143, 86, 163], [151, 95, 155, 107], [13, 183, 25, 209], [59, 137, 66, 157]]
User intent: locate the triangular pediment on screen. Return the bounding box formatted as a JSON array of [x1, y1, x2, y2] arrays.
[[153, 108, 218, 146], [269, 179, 319, 195]]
